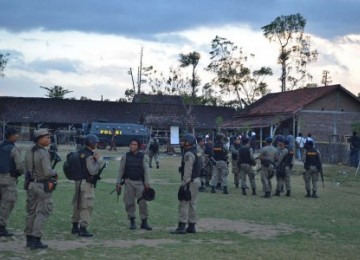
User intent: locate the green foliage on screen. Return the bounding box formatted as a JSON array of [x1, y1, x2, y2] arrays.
[[351, 122, 360, 133], [262, 13, 318, 92], [40, 85, 73, 99]]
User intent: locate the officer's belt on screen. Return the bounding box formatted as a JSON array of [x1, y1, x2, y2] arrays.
[[126, 177, 142, 181], [32, 178, 49, 183]]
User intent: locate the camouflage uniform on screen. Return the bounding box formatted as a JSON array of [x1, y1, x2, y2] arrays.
[[72, 148, 101, 232], [0, 138, 24, 236], [274, 146, 292, 196], [146, 137, 160, 168], [258, 144, 277, 197], [117, 151, 150, 224], [24, 131, 57, 248], [229, 141, 242, 188]]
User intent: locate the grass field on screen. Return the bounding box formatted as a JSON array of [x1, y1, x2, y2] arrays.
[[1, 144, 360, 259]]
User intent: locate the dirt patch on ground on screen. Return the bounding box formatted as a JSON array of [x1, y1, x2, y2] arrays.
[[197, 218, 296, 239], [0, 218, 332, 252]]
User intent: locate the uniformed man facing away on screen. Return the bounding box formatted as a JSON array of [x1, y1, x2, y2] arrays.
[[302, 140, 322, 198], [237, 138, 257, 195], [116, 138, 152, 230], [274, 139, 293, 197], [171, 134, 201, 234], [210, 134, 229, 194], [71, 134, 102, 237], [229, 136, 242, 188], [0, 127, 24, 237], [146, 133, 160, 169], [258, 137, 277, 198], [24, 129, 58, 249]]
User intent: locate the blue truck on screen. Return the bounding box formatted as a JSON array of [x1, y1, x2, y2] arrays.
[[82, 122, 150, 149]]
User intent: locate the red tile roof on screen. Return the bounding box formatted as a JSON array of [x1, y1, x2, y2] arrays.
[[237, 84, 344, 117]]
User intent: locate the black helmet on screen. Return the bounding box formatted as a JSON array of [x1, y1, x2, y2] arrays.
[[143, 187, 155, 201], [85, 134, 99, 147], [182, 134, 196, 146], [5, 127, 18, 139]]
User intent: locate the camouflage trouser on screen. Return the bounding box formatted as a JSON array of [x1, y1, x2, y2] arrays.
[[72, 180, 95, 228], [276, 166, 291, 191], [231, 160, 240, 185], [210, 161, 228, 187], [148, 151, 159, 166], [0, 173, 17, 227], [304, 166, 320, 192], [239, 163, 256, 189], [260, 165, 274, 193], [124, 179, 148, 220], [24, 182, 53, 237], [179, 179, 199, 224]]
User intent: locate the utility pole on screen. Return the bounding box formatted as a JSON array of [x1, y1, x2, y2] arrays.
[[137, 47, 143, 94]]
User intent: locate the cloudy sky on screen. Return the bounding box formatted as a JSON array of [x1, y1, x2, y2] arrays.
[[0, 0, 359, 100]]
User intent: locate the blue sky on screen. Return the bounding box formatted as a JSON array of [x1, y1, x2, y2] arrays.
[[0, 0, 359, 99]]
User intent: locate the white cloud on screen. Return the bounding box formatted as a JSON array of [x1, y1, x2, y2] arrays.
[[0, 25, 359, 101]]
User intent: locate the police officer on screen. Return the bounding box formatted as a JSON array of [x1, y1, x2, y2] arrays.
[[210, 134, 229, 194], [0, 127, 24, 237], [146, 133, 160, 169], [229, 136, 242, 188], [116, 138, 152, 230], [24, 129, 57, 249], [171, 134, 201, 234], [302, 140, 322, 198], [203, 138, 214, 187], [237, 137, 256, 195], [274, 138, 293, 197], [71, 134, 102, 237], [258, 137, 277, 198]]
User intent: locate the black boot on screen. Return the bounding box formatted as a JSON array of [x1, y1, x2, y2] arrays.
[[78, 226, 93, 237], [156, 163, 159, 169], [252, 188, 257, 195], [312, 191, 319, 198], [216, 183, 222, 190], [30, 236, 48, 249], [223, 186, 229, 194], [26, 235, 34, 247], [261, 191, 271, 198], [0, 225, 13, 237], [274, 190, 281, 196], [129, 217, 136, 230], [71, 222, 80, 235], [140, 219, 152, 231], [211, 186, 216, 193], [186, 223, 196, 233], [171, 222, 186, 234], [242, 188, 247, 195], [305, 190, 311, 198], [286, 190, 291, 197]]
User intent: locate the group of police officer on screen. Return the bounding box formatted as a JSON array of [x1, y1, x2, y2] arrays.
[[196, 133, 322, 199], [0, 127, 323, 249]]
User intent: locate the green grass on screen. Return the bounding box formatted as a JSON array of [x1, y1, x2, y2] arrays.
[[1, 145, 360, 259]]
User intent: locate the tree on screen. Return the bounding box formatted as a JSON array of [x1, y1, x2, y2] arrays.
[[178, 51, 201, 114], [206, 36, 272, 108], [0, 52, 9, 78], [321, 70, 332, 86], [40, 85, 73, 99], [262, 13, 318, 92]]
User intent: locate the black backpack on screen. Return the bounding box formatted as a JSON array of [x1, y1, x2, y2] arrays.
[[63, 151, 83, 181]]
